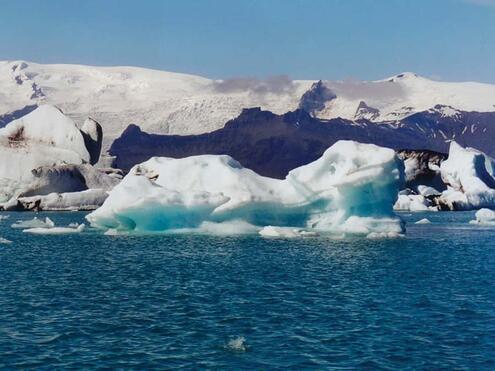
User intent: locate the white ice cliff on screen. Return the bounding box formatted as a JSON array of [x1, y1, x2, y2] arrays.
[[0, 105, 116, 209], [86, 141, 405, 236], [437, 142, 495, 210]]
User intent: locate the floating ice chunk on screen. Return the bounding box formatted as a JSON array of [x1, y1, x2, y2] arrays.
[[299, 230, 320, 237], [366, 231, 404, 239], [0, 106, 114, 206], [195, 220, 258, 235], [438, 142, 495, 210], [11, 217, 55, 229], [23, 224, 85, 235], [469, 208, 495, 225], [415, 218, 431, 224], [0, 105, 90, 162], [259, 226, 318, 238], [394, 194, 437, 212], [225, 336, 247, 352], [104, 228, 129, 236], [160, 220, 259, 235], [87, 141, 405, 236], [0, 215, 9, 221], [0, 237, 12, 244], [259, 226, 300, 238], [337, 215, 404, 235], [0, 106, 91, 201], [14, 189, 109, 211]]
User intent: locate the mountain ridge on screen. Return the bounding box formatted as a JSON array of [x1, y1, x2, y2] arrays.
[[2, 60, 495, 153], [109, 105, 495, 178]]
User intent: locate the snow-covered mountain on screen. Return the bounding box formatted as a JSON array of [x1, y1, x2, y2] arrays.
[[314, 72, 495, 122], [0, 61, 310, 147], [1, 60, 495, 149]]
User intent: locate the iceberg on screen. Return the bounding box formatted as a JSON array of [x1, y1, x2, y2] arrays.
[[415, 218, 431, 224], [394, 192, 435, 212], [469, 208, 495, 225], [394, 143, 495, 211], [11, 217, 55, 229], [87, 141, 405, 236], [8, 189, 110, 211], [23, 224, 86, 235], [0, 105, 117, 209], [437, 142, 495, 210]]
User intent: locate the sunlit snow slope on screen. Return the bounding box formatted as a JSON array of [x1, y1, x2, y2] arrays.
[[0, 61, 310, 147], [1, 61, 495, 148]]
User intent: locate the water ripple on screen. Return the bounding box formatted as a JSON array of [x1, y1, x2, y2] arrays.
[[0, 211, 494, 368]]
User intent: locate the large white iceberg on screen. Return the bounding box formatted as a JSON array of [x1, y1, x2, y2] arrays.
[[0, 105, 89, 200], [437, 142, 495, 210], [86, 141, 405, 236], [469, 208, 495, 225], [0, 105, 116, 208]]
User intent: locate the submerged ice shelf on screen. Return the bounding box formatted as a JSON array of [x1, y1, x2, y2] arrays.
[[87, 141, 405, 236]]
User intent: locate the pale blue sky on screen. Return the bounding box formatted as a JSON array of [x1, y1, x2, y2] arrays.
[[1, 0, 494, 82]]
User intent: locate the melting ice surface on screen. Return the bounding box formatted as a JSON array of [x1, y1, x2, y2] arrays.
[[87, 141, 405, 236]]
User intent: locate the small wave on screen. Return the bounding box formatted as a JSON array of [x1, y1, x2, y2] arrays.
[[2, 328, 62, 344], [225, 336, 247, 352]]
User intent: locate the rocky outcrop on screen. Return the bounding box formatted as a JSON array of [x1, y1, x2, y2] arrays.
[[111, 105, 495, 178], [298, 80, 336, 116], [354, 101, 380, 120], [110, 108, 429, 178]]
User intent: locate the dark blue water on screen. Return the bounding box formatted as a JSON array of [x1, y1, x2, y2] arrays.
[[0, 211, 494, 369]]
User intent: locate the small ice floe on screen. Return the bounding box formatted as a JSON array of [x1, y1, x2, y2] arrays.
[[0, 215, 10, 221], [104, 228, 128, 236], [259, 226, 319, 238], [394, 193, 437, 212], [225, 336, 247, 352], [0, 237, 12, 244], [11, 217, 55, 229], [415, 218, 431, 224], [366, 231, 405, 239], [23, 224, 85, 235], [197, 220, 258, 235], [298, 230, 319, 237], [104, 228, 119, 236], [469, 208, 495, 225]]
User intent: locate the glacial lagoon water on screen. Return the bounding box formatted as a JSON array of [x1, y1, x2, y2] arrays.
[[0, 211, 494, 369]]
